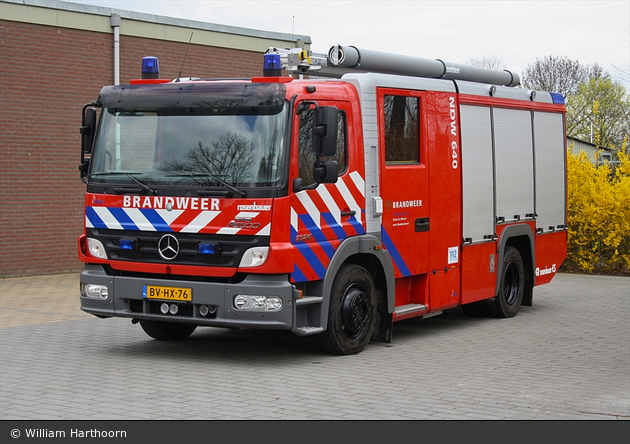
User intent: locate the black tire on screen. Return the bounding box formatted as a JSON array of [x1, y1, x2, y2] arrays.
[[317, 264, 377, 355], [139, 320, 197, 341], [491, 246, 525, 318]]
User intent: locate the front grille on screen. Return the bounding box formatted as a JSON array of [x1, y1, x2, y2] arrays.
[[88, 228, 268, 268]]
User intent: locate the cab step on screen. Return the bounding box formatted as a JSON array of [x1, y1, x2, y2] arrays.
[[394, 303, 428, 317]]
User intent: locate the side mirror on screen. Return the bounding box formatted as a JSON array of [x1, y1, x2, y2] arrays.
[[80, 105, 97, 182], [314, 160, 338, 184], [292, 160, 338, 192], [81, 108, 97, 154], [313, 106, 338, 157]]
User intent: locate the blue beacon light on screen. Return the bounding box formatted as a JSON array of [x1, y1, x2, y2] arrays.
[[141, 56, 160, 79], [263, 53, 282, 77], [198, 243, 217, 255], [550, 92, 565, 105], [119, 238, 137, 250]]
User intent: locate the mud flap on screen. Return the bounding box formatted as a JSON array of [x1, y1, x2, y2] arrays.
[[372, 311, 393, 343]]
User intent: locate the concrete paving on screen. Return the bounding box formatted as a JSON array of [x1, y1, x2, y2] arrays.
[[1, 271, 628, 420]]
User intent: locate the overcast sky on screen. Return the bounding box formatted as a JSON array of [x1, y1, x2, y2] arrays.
[[71, 0, 629, 88]]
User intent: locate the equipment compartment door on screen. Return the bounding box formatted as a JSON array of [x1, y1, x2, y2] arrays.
[[377, 89, 429, 277]]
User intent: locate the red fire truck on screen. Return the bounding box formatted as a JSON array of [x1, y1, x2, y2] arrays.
[[78, 45, 567, 354]]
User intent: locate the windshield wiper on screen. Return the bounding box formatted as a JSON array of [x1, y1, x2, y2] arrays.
[[90, 171, 158, 195], [124, 173, 158, 195], [165, 172, 247, 198]]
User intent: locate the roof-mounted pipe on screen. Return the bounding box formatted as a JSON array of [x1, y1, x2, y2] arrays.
[[327, 44, 520, 87]]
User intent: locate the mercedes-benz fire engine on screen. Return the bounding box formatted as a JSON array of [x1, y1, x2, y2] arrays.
[[78, 45, 567, 355]]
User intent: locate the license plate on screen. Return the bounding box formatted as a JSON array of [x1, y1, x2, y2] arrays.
[[143, 285, 192, 301]]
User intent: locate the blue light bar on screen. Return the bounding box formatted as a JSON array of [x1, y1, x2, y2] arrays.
[[263, 53, 282, 77], [119, 238, 137, 250], [198, 243, 217, 255], [550, 92, 565, 105], [141, 56, 159, 79]]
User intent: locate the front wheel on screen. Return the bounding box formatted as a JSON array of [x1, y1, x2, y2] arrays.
[[139, 320, 197, 341], [491, 246, 525, 318], [317, 264, 377, 355]]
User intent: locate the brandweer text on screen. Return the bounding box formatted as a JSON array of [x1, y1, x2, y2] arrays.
[[122, 196, 220, 211]]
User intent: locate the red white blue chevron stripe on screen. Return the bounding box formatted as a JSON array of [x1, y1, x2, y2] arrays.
[[290, 171, 366, 282], [84, 194, 272, 236]]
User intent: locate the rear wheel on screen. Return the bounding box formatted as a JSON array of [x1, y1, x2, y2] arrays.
[[139, 320, 197, 340], [318, 264, 377, 355], [491, 246, 525, 318]]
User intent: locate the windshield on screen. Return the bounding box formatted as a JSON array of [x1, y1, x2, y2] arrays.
[[89, 84, 288, 190]]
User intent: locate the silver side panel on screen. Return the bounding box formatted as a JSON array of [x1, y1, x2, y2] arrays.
[[494, 108, 535, 222], [341, 74, 380, 234], [534, 112, 566, 232], [461, 105, 495, 242]]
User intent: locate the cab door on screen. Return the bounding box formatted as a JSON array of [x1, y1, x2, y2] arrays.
[[289, 99, 366, 283], [378, 89, 430, 278]]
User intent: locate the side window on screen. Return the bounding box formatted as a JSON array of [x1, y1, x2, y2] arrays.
[[298, 109, 347, 187], [383, 95, 419, 163]]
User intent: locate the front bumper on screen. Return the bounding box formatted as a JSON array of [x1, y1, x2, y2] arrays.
[[80, 264, 301, 331]]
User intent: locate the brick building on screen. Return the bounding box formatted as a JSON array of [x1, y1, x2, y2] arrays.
[[0, 0, 310, 277]]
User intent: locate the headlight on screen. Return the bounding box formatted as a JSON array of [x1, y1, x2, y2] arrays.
[[239, 246, 269, 267], [234, 295, 282, 311], [87, 237, 107, 259], [82, 283, 109, 299]]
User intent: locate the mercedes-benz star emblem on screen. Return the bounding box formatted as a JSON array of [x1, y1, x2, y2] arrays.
[[158, 234, 180, 261]]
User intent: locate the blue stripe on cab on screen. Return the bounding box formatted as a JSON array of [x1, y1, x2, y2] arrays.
[[140, 209, 173, 232], [381, 227, 411, 277], [295, 243, 325, 280], [108, 207, 139, 231], [85, 207, 107, 229]]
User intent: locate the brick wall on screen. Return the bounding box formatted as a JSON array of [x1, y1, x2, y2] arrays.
[[0, 19, 264, 277]]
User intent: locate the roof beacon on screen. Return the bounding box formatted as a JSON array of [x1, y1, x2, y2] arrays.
[[263, 53, 282, 77], [141, 56, 160, 79], [550, 93, 566, 105]]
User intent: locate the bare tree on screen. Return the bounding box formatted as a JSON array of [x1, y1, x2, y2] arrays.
[[161, 132, 254, 185], [612, 60, 630, 87], [466, 55, 506, 70], [566, 78, 630, 152], [522, 55, 628, 152], [521, 55, 611, 99]]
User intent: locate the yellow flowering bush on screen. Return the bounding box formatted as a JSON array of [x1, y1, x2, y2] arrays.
[[565, 145, 630, 276]]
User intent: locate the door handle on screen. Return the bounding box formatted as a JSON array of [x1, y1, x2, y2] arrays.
[[415, 218, 430, 232]]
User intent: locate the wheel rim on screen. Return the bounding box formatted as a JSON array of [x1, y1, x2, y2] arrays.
[[340, 284, 371, 338], [503, 261, 520, 305]]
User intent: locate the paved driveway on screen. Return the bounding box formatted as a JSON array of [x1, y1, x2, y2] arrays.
[[1, 272, 628, 420]]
